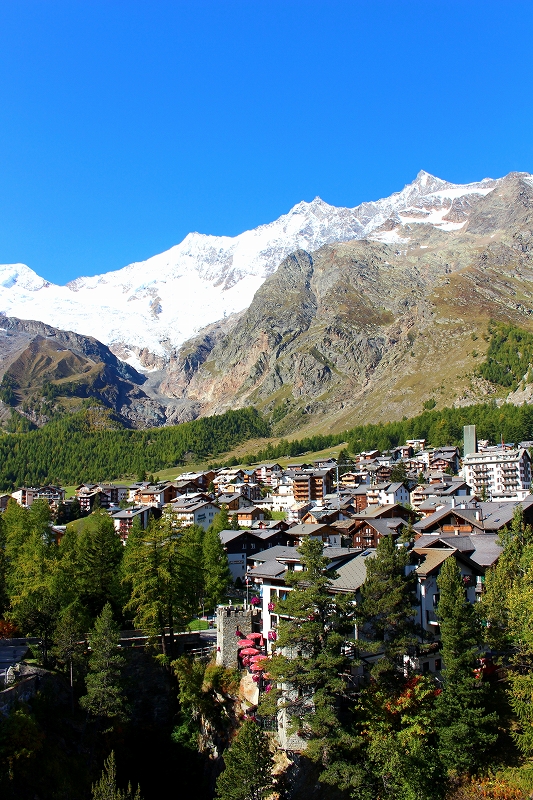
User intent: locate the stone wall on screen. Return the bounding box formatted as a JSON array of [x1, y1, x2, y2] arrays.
[[0, 675, 39, 717], [216, 606, 255, 668]]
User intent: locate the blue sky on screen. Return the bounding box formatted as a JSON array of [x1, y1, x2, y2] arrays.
[[0, 1, 532, 284]]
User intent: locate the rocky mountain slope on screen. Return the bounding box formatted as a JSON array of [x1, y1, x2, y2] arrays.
[[0, 317, 168, 428], [162, 172, 533, 433], [0, 171, 500, 369]]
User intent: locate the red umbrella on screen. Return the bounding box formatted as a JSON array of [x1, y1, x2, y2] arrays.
[[251, 662, 265, 671], [247, 632, 263, 640], [237, 640, 255, 648], [240, 647, 259, 656], [251, 654, 268, 662]]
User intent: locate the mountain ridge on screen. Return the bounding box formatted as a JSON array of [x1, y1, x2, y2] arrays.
[[0, 170, 509, 369]]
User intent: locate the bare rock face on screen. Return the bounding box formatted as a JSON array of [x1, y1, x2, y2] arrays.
[[153, 172, 533, 432]]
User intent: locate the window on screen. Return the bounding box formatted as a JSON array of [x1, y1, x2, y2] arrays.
[[422, 662, 430, 673], [434, 658, 442, 671]]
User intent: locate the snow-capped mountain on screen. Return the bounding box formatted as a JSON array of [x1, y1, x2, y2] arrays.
[[0, 171, 503, 367]]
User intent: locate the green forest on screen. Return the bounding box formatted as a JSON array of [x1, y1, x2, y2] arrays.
[[0, 406, 270, 488], [478, 321, 533, 391], [239, 401, 533, 467], [0, 398, 533, 489], [2, 504, 533, 798], [0, 500, 234, 799]]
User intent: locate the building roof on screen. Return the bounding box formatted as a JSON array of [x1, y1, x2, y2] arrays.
[[413, 533, 502, 567], [111, 507, 148, 519], [219, 529, 250, 544], [329, 550, 376, 592], [412, 547, 484, 577], [363, 518, 406, 537], [286, 523, 332, 537], [352, 504, 403, 519], [249, 560, 287, 580], [250, 545, 300, 563], [415, 499, 533, 533]]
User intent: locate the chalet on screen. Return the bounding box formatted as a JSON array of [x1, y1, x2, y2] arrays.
[[251, 519, 290, 533], [410, 479, 471, 512], [301, 507, 340, 525], [409, 547, 484, 640], [313, 458, 337, 469], [246, 546, 369, 649], [134, 483, 177, 507], [352, 516, 406, 549], [170, 499, 220, 530], [78, 489, 111, 513], [97, 484, 129, 504], [178, 470, 216, 490], [285, 522, 341, 547], [225, 482, 262, 502], [219, 529, 265, 582], [111, 506, 154, 542], [233, 506, 265, 525], [413, 498, 533, 537], [216, 492, 253, 510], [412, 533, 502, 569], [12, 485, 66, 508], [366, 481, 409, 507], [406, 439, 426, 452], [254, 463, 283, 486]]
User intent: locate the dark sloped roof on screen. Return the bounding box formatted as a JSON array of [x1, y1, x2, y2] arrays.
[[329, 550, 376, 592]]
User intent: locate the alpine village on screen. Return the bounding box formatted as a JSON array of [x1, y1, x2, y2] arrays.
[[6, 170, 533, 800]]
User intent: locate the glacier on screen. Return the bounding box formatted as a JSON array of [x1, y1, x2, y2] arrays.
[[0, 170, 506, 366]]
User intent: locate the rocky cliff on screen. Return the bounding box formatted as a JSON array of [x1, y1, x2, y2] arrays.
[[159, 172, 533, 433]]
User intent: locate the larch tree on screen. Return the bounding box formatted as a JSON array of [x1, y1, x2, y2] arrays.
[[435, 556, 497, 775], [259, 538, 355, 765], [123, 515, 203, 659], [80, 603, 127, 725], [202, 523, 232, 612], [75, 511, 124, 620], [92, 751, 142, 800], [215, 721, 273, 800]]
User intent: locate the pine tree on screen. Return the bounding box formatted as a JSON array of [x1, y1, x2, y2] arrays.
[[259, 539, 354, 762], [52, 602, 89, 699], [435, 556, 497, 775], [215, 721, 273, 800], [210, 505, 230, 534], [480, 505, 533, 650], [202, 524, 232, 612], [123, 515, 203, 658], [75, 511, 124, 619], [357, 535, 419, 681], [80, 603, 127, 724], [92, 751, 142, 800], [389, 461, 407, 483]]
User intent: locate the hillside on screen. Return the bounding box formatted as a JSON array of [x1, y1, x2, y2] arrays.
[[0, 317, 167, 428], [162, 172, 533, 434]]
